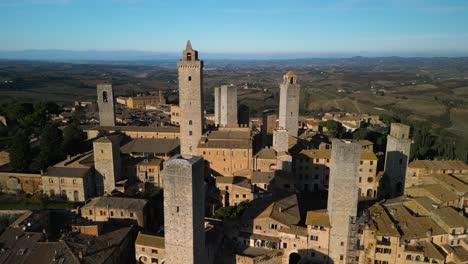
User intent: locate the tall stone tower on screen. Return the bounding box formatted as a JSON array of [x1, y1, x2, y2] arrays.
[[214, 85, 237, 127], [278, 71, 300, 137], [178, 40, 204, 155], [327, 139, 361, 264], [162, 155, 205, 264], [93, 135, 121, 196], [384, 123, 411, 198], [97, 82, 116, 127]]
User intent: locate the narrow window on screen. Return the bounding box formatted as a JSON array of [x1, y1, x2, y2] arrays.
[[187, 53, 192, 60], [188, 76, 192, 81], [176, 206, 179, 213], [189, 120, 192, 125], [102, 91, 108, 102]]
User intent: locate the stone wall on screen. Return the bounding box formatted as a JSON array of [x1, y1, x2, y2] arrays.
[[97, 83, 116, 127]]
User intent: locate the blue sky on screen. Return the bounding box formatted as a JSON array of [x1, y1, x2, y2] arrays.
[[1, 0, 468, 56]]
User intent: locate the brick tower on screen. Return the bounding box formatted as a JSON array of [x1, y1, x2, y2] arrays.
[[96, 82, 116, 127], [278, 71, 300, 137], [178, 40, 204, 155], [162, 155, 205, 264], [384, 123, 412, 198], [327, 139, 361, 263]]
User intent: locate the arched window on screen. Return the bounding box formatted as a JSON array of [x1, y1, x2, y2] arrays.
[[415, 256, 421, 261], [62, 190, 67, 199], [406, 255, 413, 260], [367, 188, 373, 197], [186, 53, 192, 60], [74, 191, 79, 201], [188, 76, 192, 81], [102, 91, 108, 102], [289, 77, 294, 84]]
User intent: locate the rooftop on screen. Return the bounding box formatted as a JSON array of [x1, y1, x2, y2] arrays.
[[82, 196, 147, 210], [121, 138, 180, 154], [305, 210, 331, 227], [408, 160, 468, 171], [135, 232, 165, 249]]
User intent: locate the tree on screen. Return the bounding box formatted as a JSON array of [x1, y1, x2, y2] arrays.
[[8, 129, 32, 172], [62, 122, 86, 155], [32, 124, 64, 171], [353, 129, 369, 140]]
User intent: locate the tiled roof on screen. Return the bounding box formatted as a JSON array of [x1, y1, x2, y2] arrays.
[[408, 160, 468, 171], [255, 148, 277, 160], [299, 149, 377, 160], [82, 196, 147, 210], [305, 210, 330, 227], [84, 125, 180, 133], [135, 232, 165, 249], [121, 138, 179, 154]]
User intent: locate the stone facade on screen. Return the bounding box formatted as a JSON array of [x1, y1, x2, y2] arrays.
[[273, 129, 289, 153], [278, 71, 300, 137], [261, 110, 277, 147], [327, 139, 361, 264], [214, 85, 238, 127], [126, 95, 166, 109], [136, 158, 163, 187], [93, 135, 121, 195], [170, 104, 181, 125], [0, 172, 42, 194], [177, 41, 204, 155], [162, 155, 205, 264], [97, 82, 116, 126], [384, 123, 412, 198]]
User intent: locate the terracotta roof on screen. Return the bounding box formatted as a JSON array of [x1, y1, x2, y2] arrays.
[[359, 140, 374, 147], [305, 210, 331, 227], [255, 148, 277, 160], [251, 172, 275, 184], [82, 196, 147, 210], [406, 184, 459, 204], [285, 71, 297, 78], [84, 125, 180, 133], [368, 204, 400, 237], [216, 176, 252, 190], [135, 232, 165, 249], [121, 138, 179, 154], [242, 193, 300, 227], [428, 173, 468, 194], [279, 225, 308, 236], [43, 167, 90, 178], [432, 207, 468, 228], [408, 160, 468, 171], [299, 149, 377, 160]]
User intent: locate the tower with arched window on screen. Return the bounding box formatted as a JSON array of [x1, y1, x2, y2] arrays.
[[278, 71, 300, 137], [177, 40, 204, 155], [97, 82, 116, 126]]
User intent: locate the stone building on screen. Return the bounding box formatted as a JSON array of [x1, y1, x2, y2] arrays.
[[162, 155, 206, 264], [93, 134, 122, 195], [273, 129, 289, 153], [178, 40, 204, 155], [384, 123, 412, 198], [327, 139, 361, 264], [80, 196, 149, 228], [406, 159, 468, 187], [136, 158, 163, 187], [170, 104, 181, 125], [216, 176, 253, 206], [0, 172, 42, 194], [295, 148, 379, 197], [126, 94, 166, 109], [197, 127, 253, 177], [253, 148, 278, 172], [41, 152, 95, 202], [278, 71, 300, 137], [135, 232, 165, 264], [214, 84, 238, 127], [84, 125, 180, 140], [261, 110, 277, 147], [97, 82, 116, 126]]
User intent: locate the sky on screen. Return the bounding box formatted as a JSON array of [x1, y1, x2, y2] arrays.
[[1, 0, 468, 57]]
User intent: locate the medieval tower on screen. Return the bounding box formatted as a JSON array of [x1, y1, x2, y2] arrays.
[[278, 71, 300, 137], [93, 135, 121, 196], [178, 40, 204, 156], [327, 139, 361, 264], [96, 82, 116, 127], [162, 155, 206, 264], [214, 84, 238, 126], [384, 123, 412, 197]]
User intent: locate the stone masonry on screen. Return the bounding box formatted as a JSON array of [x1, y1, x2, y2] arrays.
[[162, 155, 205, 264], [384, 123, 412, 198], [178, 40, 204, 155], [97, 82, 116, 127], [219, 85, 238, 126], [93, 136, 121, 195], [273, 128, 289, 153], [327, 139, 361, 264], [278, 71, 300, 137]]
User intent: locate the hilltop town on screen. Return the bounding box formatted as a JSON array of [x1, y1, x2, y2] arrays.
[[0, 42, 467, 264]]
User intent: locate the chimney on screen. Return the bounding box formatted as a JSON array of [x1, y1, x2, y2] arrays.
[[278, 207, 282, 213], [67, 155, 71, 160]]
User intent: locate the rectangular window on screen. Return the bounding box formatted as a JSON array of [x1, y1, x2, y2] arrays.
[[73, 179, 77, 184], [310, 235, 319, 241], [89, 210, 93, 215], [189, 131, 192, 136]]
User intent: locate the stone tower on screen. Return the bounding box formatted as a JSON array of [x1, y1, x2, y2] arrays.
[[214, 85, 237, 127], [93, 135, 121, 195], [162, 155, 205, 264], [327, 139, 361, 263], [273, 128, 289, 153], [97, 82, 116, 127], [178, 40, 204, 155], [278, 71, 300, 137], [384, 123, 411, 198]]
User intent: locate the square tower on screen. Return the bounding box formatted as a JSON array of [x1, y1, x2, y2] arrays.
[[177, 41, 204, 155], [93, 135, 121, 195], [327, 139, 361, 263], [162, 155, 205, 264], [214, 85, 238, 127], [97, 82, 116, 127], [384, 123, 412, 198], [278, 71, 300, 137]]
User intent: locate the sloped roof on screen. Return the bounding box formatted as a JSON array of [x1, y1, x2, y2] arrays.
[[82, 196, 147, 210], [305, 210, 331, 227], [255, 148, 277, 160], [135, 232, 165, 249], [121, 138, 179, 154], [409, 160, 468, 171]]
